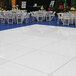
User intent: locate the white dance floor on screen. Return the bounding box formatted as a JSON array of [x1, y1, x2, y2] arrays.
[[0, 24, 76, 76]]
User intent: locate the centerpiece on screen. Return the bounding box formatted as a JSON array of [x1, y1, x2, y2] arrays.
[[70, 7, 76, 13]]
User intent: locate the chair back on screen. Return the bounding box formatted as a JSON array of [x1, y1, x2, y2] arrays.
[[58, 13, 63, 19]]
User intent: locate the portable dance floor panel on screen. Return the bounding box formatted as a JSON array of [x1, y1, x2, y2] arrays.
[[0, 24, 76, 76]]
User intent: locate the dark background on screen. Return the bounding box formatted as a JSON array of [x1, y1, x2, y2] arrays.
[[16, 0, 52, 11], [0, 0, 71, 11], [16, 0, 71, 11]]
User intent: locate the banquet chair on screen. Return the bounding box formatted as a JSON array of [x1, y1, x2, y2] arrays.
[[24, 13, 30, 23], [75, 17, 76, 26], [63, 14, 70, 25], [45, 12, 53, 21], [31, 12, 37, 22], [71, 14, 75, 25], [16, 14, 23, 24], [57, 13, 63, 24], [52, 11, 56, 20], [36, 12, 44, 22], [45, 14, 51, 21], [0, 14, 5, 24], [7, 14, 14, 24]]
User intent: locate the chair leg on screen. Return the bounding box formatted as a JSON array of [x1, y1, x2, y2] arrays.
[[57, 19, 60, 24], [75, 22, 76, 26], [75, 19, 76, 26], [63, 19, 70, 25], [68, 20, 70, 25], [8, 19, 13, 24]]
